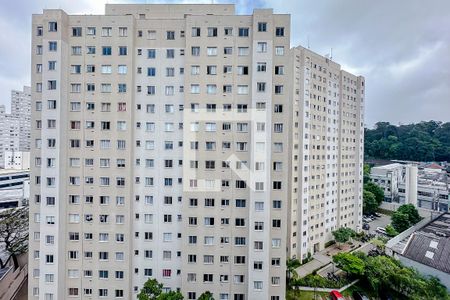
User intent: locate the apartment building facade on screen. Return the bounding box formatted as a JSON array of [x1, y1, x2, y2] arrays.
[[30, 4, 291, 300], [29, 4, 363, 300], [0, 86, 31, 168], [288, 46, 365, 260]]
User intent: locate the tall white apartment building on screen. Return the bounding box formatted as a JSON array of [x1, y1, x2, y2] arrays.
[[30, 4, 290, 300], [0, 86, 31, 168], [11, 86, 32, 151], [29, 4, 364, 300], [288, 46, 365, 260]]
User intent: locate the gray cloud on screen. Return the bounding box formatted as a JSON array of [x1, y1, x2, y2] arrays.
[[0, 0, 448, 126], [263, 0, 450, 126]]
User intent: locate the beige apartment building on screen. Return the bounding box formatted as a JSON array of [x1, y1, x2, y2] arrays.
[[288, 46, 365, 260], [29, 4, 363, 300]]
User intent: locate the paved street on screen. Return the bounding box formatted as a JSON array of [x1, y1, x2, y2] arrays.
[[364, 213, 391, 235]]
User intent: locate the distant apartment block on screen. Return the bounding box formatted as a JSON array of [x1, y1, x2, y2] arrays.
[[29, 4, 364, 300], [0, 86, 31, 168]]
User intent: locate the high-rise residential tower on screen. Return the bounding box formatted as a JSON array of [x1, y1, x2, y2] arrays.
[[30, 5, 290, 300], [288, 46, 365, 260], [0, 86, 31, 168], [29, 4, 363, 300]]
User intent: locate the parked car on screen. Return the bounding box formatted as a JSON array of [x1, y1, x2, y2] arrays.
[[362, 223, 370, 230], [373, 212, 382, 217], [363, 217, 372, 223], [353, 291, 370, 300], [329, 290, 344, 300], [376, 227, 387, 234]]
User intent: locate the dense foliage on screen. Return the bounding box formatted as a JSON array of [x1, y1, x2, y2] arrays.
[[332, 227, 356, 246], [332, 252, 449, 300], [294, 274, 349, 289], [138, 279, 183, 300], [391, 204, 422, 232], [365, 121, 450, 161]]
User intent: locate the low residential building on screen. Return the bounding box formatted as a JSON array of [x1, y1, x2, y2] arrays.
[[386, 213, 450, 291], [370, 163, 403, 202], [370, 163, 450, 212], [0, 169, 30, 209]]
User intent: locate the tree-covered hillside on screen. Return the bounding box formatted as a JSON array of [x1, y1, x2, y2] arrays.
[[364, 121, 450, 162]]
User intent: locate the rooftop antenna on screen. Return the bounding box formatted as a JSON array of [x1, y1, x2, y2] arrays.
[[307, 35, 310, 49], [330, 48, 333, 60]]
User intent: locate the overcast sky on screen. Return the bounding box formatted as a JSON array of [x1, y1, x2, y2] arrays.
[[0, 0, 448, 126]]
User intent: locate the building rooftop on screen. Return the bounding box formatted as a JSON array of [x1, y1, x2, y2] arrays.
[[401, 214, 450, 274], [372, 163, 403, 170]]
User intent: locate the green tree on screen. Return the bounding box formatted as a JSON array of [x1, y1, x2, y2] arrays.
[[391, 211, 410, 232], [158, 291, 183, 300], [197, 291, 214, 300], [363, 190, 378, 215], [137, 279, 183, 300], [286, 258, 301, 287], [397, 204, 421, 224], [0, 207, 29, 269], [364, 182, 384, 205], [364, 121, 450, 162], [332, 227, 356, 247], [385, 224, 399, 237], [363, 164, 371, 184], [333, 252, 365, 276]]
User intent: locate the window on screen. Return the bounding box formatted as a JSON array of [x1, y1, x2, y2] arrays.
[[118, 65, 127, 74], [102, 46, 112, 55], [119, 27, 128, 37], [166, 31, 175, 40], [49, 41, 57, 51], [238, 27, 249, 37], [191, 47, 201, 56], [86, 46, 95, 54], [147, 30, 156, 39], [166, 49, 174, 58], [101, 27, 112, 37], [257, 42, 267, 53], [275, 46, 284, 56], [207, 47, 217, 56], [48, 21, 57, 32], [224, 27, 233, 36], [275, 65, 284, 75], [72, 27, 82, 36], [257, 62, 267, 72], [207, 65, 217, 75], [258, 22, 267, 32], [47, 80, 56, 90], [119, 46, 127, 55], [147, 86, 156, 95], [275, 27, 285, 37], [192, 27, 201, 37], [275, 85, 284, 94], [101, 65, 112, 74], [191, 65, 200, 75], [87, 27, 96, 35], [257, 82, 266, 92], [148, 49, 156, 58], [207, 27, 217, 37], [190, 84, 200, 94], [237, 85, 248, 95]]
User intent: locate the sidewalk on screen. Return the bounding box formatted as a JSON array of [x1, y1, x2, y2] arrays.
[[296, 241, 365, 278]]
